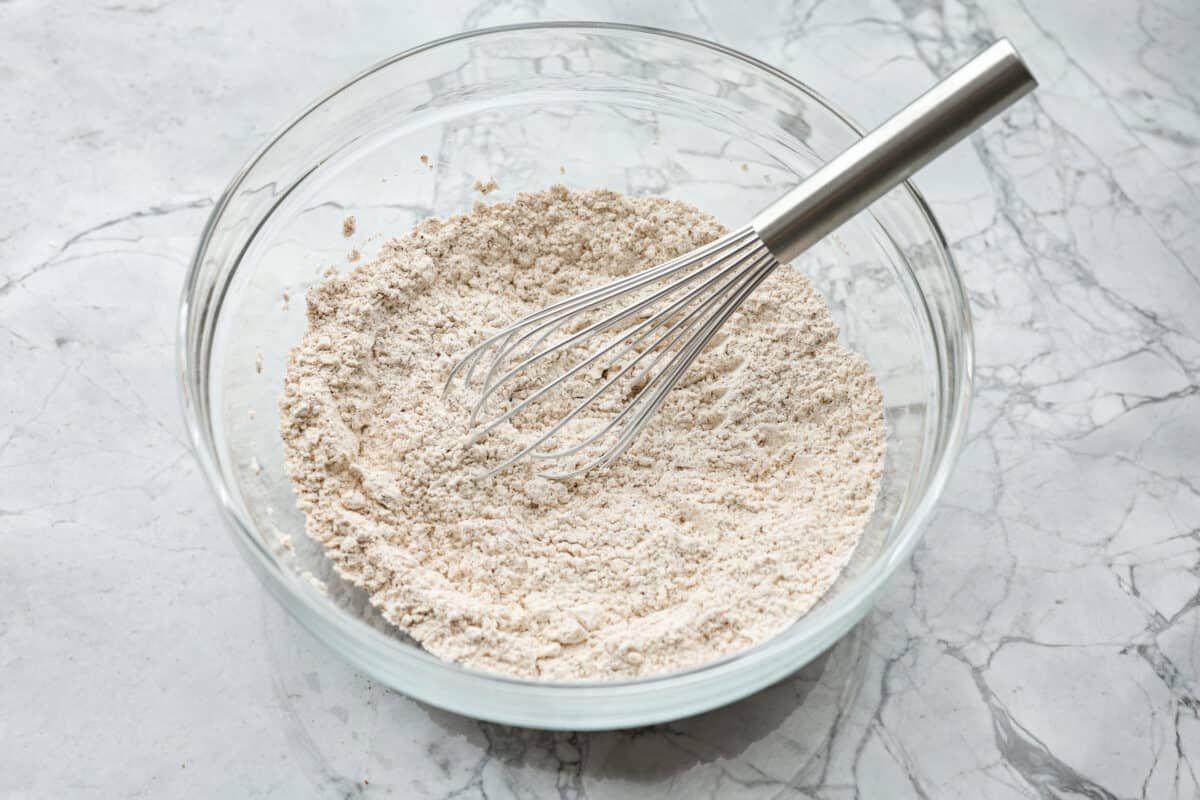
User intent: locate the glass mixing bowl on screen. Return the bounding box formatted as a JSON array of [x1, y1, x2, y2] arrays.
[[178, 22, 972, 730]]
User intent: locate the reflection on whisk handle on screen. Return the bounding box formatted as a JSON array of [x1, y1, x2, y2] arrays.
[[752, 39, 1037, 264]]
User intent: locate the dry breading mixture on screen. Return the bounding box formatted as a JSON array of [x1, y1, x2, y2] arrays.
[[279, 186, 885, 680]]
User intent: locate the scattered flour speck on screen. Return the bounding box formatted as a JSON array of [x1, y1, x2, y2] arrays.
[[473, 178, 500, 195]]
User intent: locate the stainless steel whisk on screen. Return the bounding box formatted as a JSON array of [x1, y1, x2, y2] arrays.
[[447, 40, 1036, 479]]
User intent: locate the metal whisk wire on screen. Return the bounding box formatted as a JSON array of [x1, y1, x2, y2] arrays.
[[445, 40, 1037, 478], [445, 226, 778, 478]]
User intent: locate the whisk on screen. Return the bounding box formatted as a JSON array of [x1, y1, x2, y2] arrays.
[[447, 40, 1036, 479]]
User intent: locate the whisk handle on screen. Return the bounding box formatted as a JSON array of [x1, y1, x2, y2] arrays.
[[752, 39, 1037, 263]]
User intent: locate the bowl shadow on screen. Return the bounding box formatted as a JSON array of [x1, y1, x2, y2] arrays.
[[420, 621, 872, 791]]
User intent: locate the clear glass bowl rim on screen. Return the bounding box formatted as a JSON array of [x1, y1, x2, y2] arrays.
[[177, 20, 974, 729]]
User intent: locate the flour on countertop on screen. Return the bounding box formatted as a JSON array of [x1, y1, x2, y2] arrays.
[[472, 178, 499, 195], [279, 186, 885, 680]]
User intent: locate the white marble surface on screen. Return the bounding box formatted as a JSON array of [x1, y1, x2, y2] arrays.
[[2, 0, 1199, 797]]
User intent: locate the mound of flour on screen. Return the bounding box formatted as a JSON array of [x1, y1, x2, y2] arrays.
[[279, 186, 885, 680]]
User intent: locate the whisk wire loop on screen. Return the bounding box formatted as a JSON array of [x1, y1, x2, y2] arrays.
[[464, 230, 761, 438], [445, 223, 778, 479]]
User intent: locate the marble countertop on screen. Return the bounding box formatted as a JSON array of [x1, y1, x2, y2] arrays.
[[3, 0, 1198, 797]]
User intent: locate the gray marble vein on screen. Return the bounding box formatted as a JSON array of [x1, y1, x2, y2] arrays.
[[1, 0, 1198, 797]]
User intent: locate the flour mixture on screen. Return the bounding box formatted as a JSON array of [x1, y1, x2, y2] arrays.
[[279, 186, 885, 680]]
